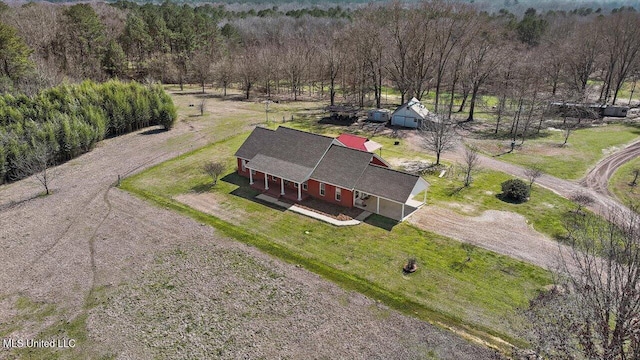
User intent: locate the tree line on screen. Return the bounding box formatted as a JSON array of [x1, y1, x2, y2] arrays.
[[2, 1, 639, 115], [0, 80, 176, 184]]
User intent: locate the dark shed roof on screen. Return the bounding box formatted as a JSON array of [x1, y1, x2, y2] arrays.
[[311, 145, 373, 189], [355, 165, 421, 203]]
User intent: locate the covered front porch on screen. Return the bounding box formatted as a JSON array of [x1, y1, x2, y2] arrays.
[[249, 170, 309, 203]]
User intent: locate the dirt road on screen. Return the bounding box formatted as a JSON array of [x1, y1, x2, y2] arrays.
[[399, 130, 634, 274], [435, 140, 635, 222], [0, 96, 497, 359], [581, 139, 640, 196]]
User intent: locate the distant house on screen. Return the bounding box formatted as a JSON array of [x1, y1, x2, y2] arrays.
[[391, 97, 430, 128], [234, 127, 429, 221]]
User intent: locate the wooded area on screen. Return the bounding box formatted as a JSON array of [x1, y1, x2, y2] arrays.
[[0, 80, 176, 184], [1, 1, 639, 114]]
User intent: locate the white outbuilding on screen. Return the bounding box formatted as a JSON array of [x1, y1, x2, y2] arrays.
[[391, 97, 430, 128], [367, 108, 391, 123]]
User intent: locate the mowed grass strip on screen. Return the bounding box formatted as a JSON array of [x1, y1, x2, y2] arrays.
[[468, 124, 640, 180], [609, 156, 640, 207], [122, 132, 553, 350]]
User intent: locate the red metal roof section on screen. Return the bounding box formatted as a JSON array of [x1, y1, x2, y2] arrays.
[[337, 133, 368, 151]]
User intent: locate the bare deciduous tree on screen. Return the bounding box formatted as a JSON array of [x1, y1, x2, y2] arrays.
[[570, 191, 594, 214], [198, 99, 206, 116], [191, 50, 212, 94], [599, 12, 640, 105], [527, 207, 640, 359], [419, 115, 456, 165], [237, 47, 259, 99], [203, 161, 226, 186], [462, 146, 480, 187], [631, 168, 640, 186], [11, 143, 57, 195], [464, 21, 503, 122], [214, 53, 235, 97], [524, 165, 543, 189]]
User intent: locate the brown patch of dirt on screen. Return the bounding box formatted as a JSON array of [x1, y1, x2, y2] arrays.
[[408, 207, 573, 272]]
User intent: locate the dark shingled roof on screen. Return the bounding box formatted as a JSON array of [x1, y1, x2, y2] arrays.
[[265, 127, 335, 169], [238, 126, 335, 183], [246, 154, 313, 183], [355, 164, 421, 203], [311, 145, 373, 189], [234, 127, 276, 160], [236, 127, 427, 203]]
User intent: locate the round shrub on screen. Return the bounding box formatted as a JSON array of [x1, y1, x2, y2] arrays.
[[501, 179, 530, 203]]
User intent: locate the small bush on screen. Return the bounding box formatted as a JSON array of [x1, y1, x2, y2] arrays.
[[501, 179, 530, 203]]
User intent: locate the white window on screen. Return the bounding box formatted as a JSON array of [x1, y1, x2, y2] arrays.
[[271, 175, 278, 182], [335, 187, 341, 201], [319, 183, 325, 196], [241, 159, 247, 172], [302, 182, 308, 191]]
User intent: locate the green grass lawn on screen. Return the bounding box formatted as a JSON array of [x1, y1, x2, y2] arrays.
[[425, 168, 577, 240], [468, 124, 640, 180], [122, 131, 554, 351], [609, 157, 640, 207]]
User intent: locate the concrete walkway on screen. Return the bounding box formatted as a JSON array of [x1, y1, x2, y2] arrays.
[[256, 194, 371, 226]]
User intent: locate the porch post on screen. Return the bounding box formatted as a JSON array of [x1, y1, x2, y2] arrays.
[[297, 183, 302, 201], [264, 173, 269, 190], [280, 178, 285, 195], [249, 170, 254, 185], [401, 203, 405, 220], [376, 197, 380, 213]]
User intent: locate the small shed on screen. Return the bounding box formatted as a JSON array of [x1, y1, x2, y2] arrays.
[[367, 109, 391, 123], [391, 98, 430, 128], [603, 105, 629, 118]]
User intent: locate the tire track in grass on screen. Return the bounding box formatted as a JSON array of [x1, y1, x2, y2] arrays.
[[19, 188, 104, 277], [581, 140, 640, 196]]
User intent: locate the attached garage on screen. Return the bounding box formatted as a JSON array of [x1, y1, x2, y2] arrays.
[[353, 165, 429, 221]]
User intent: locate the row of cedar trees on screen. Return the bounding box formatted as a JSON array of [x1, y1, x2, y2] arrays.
[[0, 80, 177, 184]]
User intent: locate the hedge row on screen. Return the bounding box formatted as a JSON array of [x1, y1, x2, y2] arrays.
[[0, 80, 177, 183]]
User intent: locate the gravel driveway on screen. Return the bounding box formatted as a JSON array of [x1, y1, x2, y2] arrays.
[[581, 139, 640, 196], [408, 207, 575, 273], [401, 130, 635, 274]]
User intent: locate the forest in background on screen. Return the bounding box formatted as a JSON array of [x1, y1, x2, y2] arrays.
[[1, 0, 639, 112], [1, 0, 640, 182]]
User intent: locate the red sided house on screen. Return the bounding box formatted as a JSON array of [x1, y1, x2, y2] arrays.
[[235, 126, 429, 221]]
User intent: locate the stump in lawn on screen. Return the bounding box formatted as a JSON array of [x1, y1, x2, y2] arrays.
[[403, 258, 417, 273]]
